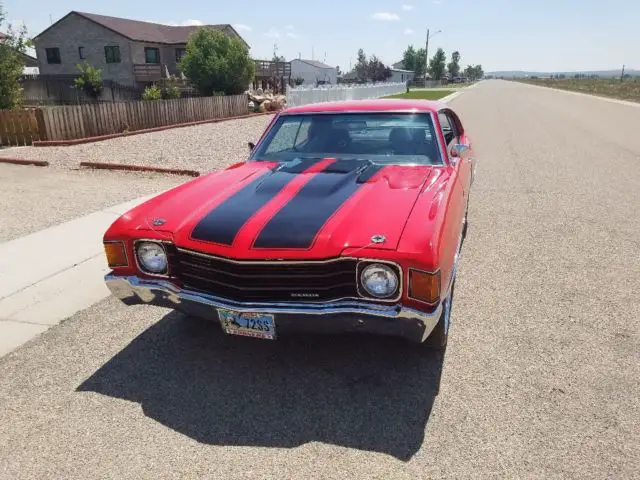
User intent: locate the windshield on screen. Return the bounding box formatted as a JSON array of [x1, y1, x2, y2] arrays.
[[250, 112, 443, 165]]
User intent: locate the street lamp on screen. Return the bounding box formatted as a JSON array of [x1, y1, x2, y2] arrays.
[[424, 29, 442, 87]]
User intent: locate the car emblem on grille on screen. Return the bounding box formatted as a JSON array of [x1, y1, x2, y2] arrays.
[[152, 218, 166, 226], [371, 234, 386, 244], [291, 293, 320, 298]]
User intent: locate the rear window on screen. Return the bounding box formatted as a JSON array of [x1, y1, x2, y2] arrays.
[[250, 112, 442, 166]]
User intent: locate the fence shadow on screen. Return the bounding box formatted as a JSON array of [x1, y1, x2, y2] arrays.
[[77, 310, 446, 461]]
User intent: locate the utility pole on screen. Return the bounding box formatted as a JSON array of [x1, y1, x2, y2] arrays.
[[621, 64, 626, 82], [424, 28, 430, 88], [423, 28, 442, 87]]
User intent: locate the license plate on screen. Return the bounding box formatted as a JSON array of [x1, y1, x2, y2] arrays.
[[217, 309, 276, 340]]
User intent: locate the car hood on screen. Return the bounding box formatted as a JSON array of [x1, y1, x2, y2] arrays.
[[126, 160, 442, 260]]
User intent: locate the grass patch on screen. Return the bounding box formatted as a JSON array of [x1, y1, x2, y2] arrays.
[[383, 90, 455, 100], [516, 78, 640, 103]]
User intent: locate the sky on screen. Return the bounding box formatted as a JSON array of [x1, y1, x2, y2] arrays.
[[2, 0, 639, 73]]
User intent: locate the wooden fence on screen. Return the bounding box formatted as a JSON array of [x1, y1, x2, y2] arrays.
[[0, 94, 248, 145], [0, 109, 45, 146], [41, 94, 248, 141]]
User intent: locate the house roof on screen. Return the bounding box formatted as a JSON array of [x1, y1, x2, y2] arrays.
[[34, 11, 249, 48], [391, 68, 414, 73], [293, 59, 335, 70], [0, 32, 6, 39]]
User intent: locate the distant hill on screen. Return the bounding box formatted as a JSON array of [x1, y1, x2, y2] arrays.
[[487, 69, 640, 78]]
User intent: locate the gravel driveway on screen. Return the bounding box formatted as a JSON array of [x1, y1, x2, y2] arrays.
[[2, 115, 274, 173], [0, 164, 185, 242]]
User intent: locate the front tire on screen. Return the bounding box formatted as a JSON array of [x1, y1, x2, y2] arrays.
[[424, 279, 455, 351]]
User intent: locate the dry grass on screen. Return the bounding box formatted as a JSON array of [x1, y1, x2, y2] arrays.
[[516, 78, 640, 102]]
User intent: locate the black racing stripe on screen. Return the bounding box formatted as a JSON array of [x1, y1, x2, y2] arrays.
[[254, 160, 383, 249], [191, 159, 320, 245]]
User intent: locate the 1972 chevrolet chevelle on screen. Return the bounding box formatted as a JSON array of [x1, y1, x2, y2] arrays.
[[104, 99, 475, 350]]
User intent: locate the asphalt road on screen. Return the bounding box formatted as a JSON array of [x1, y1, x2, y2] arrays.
[[1, 80, 638, 479]]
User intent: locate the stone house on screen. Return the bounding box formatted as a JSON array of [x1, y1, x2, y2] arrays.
[[32, 11, 250, 86]]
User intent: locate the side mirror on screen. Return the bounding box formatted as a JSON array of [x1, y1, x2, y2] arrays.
[[451, 144, 470, 158], [248, 141, 255, 151]]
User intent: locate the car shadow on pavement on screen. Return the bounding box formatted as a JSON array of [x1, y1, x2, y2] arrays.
[[77, 310, 445, 461]]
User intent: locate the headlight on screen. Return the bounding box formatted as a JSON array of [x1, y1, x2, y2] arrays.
[[360, 264, 399, 298], [136, 241, 168, 274]]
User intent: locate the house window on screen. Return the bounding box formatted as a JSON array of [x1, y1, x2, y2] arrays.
[[104, 46, 121, 63], [145, 47, 160, 64], [175, 48, 186, 63], [45, 47, 61, 64], [78, 46, 86, 59]]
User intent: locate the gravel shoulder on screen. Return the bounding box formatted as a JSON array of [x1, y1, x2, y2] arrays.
[[0, 81, 638, 478], [1, 115, 274, 173], [0, 164, 186, 242]]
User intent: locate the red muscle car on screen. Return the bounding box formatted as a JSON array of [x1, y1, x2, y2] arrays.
[[103, 99, 475, 350]]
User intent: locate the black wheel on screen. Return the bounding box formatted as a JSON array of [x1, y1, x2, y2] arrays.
[[462, 196, 470, 241], [424, 279, 455, 351]]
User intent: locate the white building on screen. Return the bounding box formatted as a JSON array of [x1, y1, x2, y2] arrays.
[[389, 68, 415, 84], [290, 59, 338, 86]]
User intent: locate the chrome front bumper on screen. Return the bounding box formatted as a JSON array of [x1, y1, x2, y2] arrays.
[[105, 275, 442, 343]]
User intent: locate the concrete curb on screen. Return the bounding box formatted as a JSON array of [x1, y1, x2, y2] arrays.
[[33, 111, 276, 147], [79, 161, 200, 177], [0, 157, 50, 167]]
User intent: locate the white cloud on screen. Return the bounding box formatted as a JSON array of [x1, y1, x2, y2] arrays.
[[402, 4, 414, 11], [404, 28, 415, 35], [286, 32, 299, 39], [285, 25, 294, 30], [264, 28, 281, 38], [233, 23, 252, 31], [182, 19, 203, 26], [371, 12, 400, 21]]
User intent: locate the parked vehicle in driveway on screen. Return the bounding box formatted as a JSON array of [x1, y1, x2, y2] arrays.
[[103, 99, 476, 350]]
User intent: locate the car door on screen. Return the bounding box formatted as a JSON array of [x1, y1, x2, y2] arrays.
[[436, 109, 467, 275], [439, 109, 473, 200]]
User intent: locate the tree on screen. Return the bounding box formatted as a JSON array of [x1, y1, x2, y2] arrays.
[[73, 61, 103, 99], [464, 64, 485, 81], [355, 48, 368, 82], [179, 28, 255, 95], [402, 45, 427, 78], [367, 55, 392, 82], [447, 51, 461, 79], [428, 48, 447, 81], [0, 6, 28, 109]]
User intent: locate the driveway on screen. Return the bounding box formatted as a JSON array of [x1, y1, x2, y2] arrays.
[[0, 81, 638, 479], [0, 164, 185, 242], [1, 115, 273, 173]]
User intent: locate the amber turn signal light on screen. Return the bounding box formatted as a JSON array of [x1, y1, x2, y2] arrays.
[[104, 241, 128, 267], [408, 269, 440, 304]]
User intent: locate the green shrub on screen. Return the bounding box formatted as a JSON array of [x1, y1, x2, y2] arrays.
[[164, 75, 181, 99], [73, 61, 103, 99], [142, 84, 161, 101], [294, 76, 304, 86]]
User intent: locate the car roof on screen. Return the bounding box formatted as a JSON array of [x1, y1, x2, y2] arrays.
[[283, 99, 447, 114]]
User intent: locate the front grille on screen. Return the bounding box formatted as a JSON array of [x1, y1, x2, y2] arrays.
[[175, 249, 359, 302]]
